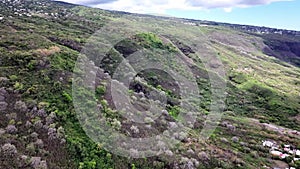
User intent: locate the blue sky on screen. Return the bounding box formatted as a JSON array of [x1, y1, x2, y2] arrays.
[[166, 1, 300, 30], [58, 0, 300, 31]]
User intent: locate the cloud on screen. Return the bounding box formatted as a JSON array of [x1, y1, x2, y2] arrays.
[[185, 0, 290, 8], [57, 0, 292, 13], [223, 7, 233, 12], [57, 0, 118, 6]]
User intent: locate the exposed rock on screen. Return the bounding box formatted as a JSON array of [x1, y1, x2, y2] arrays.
[[20, 155, 29, 161], [162, 109, 169, 115], [221, 121, 230, 127], [0, 101, 8, 111], [198, 151, 209, 161], [165, 150, 173, 156], [172, 39, 195, 56], [221, 121, 237, 131], [240, 142, 248, 146], [220, 137, 228, 143], [231, 136, 239, 143], [114, 40, 140, 57], [263, 39, 300, 67], [187, 149, 195, 155], [227, 124, 236, 132], [169, 122, 178, 129]]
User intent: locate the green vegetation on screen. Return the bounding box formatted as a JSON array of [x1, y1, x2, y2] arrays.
[[0, 0, 299, 169], [136, 33, 177, 52]]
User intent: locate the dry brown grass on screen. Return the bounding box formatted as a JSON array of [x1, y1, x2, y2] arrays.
[[35, 46, 61, 57]]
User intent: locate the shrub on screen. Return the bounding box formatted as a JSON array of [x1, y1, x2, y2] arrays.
[[14, 100, 27, 112], [62, 91, 72, 102], [1, 143, 18, 156], [14, 82, 24, 91], [6, 125, 18, 134], [168, 106, 180, 119], [229, 72, 247, 84], [96, 85, 106, 96], [34, 120, 43, 129], [9, 75, 18, 81], [27, 60, 38, 70], [34, 139, 44, 149], [26, 143, 35, 154]]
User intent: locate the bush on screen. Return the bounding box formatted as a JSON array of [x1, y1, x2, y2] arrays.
[[96, 85, 106, 96], [9, 75, 18, 81], [14, 82, 23, 91], [62, 91, 72, 102], [1, 143, 17, 156], [229, 72, 247, 84], [6, 125, 18, 134], [27, 60, 38, 70]]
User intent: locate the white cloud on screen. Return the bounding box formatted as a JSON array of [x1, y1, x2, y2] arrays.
[[56, 0, 118, 5], [186, 0, 291, 8], [94, 0, 189, 14], [57, 0, 292, 14], [223, 7, 233, 12]]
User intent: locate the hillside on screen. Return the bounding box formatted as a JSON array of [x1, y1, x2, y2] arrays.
[[0, 0, 299, 169]]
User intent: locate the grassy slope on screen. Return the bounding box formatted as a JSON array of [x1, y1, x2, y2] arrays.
[[0, 1, 299, 168], [204, 27, 300, 129]]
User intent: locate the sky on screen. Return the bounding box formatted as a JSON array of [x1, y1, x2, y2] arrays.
[[57, 0, 300, 31]]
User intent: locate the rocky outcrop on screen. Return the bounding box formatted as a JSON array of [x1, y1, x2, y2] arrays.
[[263, 39, 300, 67]]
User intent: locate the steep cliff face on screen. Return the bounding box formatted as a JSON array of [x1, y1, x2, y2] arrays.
[[262, 35, 300, 67]]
